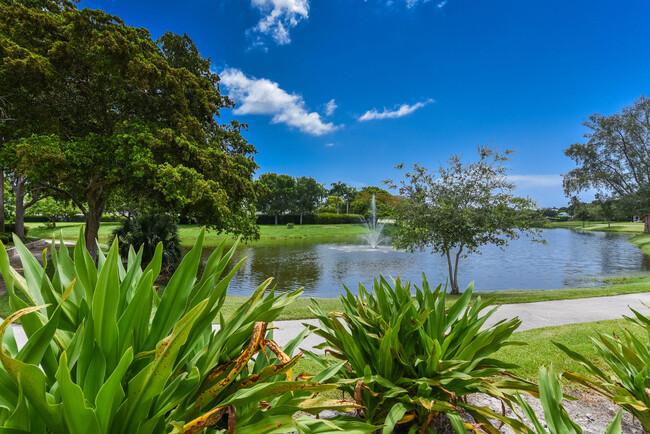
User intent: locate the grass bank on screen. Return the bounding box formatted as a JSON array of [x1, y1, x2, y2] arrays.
[[25, 222, 397, 248], [213, 276, 650, 322], [548, 220, 650, 254], [495, 317, 642, 382]]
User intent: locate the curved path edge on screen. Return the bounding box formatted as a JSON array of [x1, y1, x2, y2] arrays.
[[9, 292, 650, 354]]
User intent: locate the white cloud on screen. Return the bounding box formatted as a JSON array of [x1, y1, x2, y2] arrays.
[[324, 99, 337, 116], [248, 0, 309, 47], [358, 99, 433, 121], [325, 142, 338, 147], [220, 68, 337, 136]]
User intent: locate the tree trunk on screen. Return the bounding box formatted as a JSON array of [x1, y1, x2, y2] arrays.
[[445, 250, 459, 295], [300, 211, 303, 225], [346, 201, 349, 214], [84, 189, 106, 259], [0, 168, 4, 234], [336, 201, 340, 214], [274, 213, 278, 225], [14, 175, 26, 240], [645, 214, 650, 233]]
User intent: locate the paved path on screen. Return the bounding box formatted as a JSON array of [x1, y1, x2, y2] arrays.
[[264, 292, 650, 353], [0, 239, 77, 296], [8, 292, 650, 351]]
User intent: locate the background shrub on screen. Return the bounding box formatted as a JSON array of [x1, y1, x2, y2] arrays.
[[110, 213, 182, 273], [256, 213, 363, 225]]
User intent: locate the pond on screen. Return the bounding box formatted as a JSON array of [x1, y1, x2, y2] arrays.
[[218, 228, 650, 298]]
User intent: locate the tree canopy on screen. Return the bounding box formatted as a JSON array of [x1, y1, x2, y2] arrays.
[[386, 146, 542, 294], [295, 176, 325, 224], [0, 1, 259, 254], [563, 95, 650, 229], [255, 173, 297, 225], [350, 186, 398, 218]]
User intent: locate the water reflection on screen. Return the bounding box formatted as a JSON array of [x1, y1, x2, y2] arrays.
[[207, 229, 649, 298]]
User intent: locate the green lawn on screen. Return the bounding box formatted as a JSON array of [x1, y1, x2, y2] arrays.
[[213, 276, 650, 322], [495, 317, 642, 382], [25, 222, 394, 248], [548, 220, 644, 233]]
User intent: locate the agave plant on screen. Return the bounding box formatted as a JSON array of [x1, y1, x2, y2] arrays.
[[555, 307, 650, 433], [515, 366, 622, 434], [307, 275, 539, 433], [0, 228, 372, 434]]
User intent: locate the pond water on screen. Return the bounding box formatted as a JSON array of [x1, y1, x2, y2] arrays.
[[216, 228, 650, 298]]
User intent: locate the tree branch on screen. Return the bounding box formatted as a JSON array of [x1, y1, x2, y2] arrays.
[[45, 184, 88, 215]]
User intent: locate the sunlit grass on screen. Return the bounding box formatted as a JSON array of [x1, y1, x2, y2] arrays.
[[548, 220, 644, 234], [24, 222, 399, 248], [495, 317, 644, 383]]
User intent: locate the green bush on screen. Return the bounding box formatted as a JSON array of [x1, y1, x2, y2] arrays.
[[286, 223, 294, 229], [308, 276, 538, 433], [0, 229, 372, 433], [556, 307, 650, 431], [312, 213, 363, 224], [256, 213, 362, 225], [110, 213, 182, 274], [2, 224, 29, 236]]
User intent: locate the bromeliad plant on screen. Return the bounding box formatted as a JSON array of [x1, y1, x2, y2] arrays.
[[0, 228, 371, 434], [307, 275, 539, 433], [515, 366, 622, 434], [555, 307, 650, 433]]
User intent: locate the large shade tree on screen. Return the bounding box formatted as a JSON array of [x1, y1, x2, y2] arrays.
[[255, 173, 297, 225], [295, 176, 324, 224], [386, 146, 542, 294], [0, 1, 259, 254], [564, 96, 650, 232]]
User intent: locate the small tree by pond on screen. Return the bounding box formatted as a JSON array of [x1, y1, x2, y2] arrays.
[[386, 146, 543, 294]]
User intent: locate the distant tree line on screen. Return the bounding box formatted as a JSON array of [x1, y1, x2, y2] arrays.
[[543, 195, 632, 227], [254, 173, 398, 225]]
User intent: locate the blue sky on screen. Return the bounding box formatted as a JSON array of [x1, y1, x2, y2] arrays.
[[80, 0, 650, 207]]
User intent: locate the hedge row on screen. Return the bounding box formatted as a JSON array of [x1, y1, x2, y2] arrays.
[[256, 213, 364, 225], [23, 215, 127, 223]]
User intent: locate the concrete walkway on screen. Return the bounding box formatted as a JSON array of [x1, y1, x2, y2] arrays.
[[12, 292, 650, 352], [265, 292, 650, 353], [0, 239, 76, 296]]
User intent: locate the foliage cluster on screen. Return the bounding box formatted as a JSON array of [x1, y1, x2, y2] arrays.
[[256, 212, 363, 225], [0, 231, 372, 433], [308, 275, 630, 433], [556, 306, 650, 433], [110, 213, 183, 274], [308, 276, 538, 432], [0, 1, 259, 251], [255, 173, 397, 224], [387, 146, 543, 294]]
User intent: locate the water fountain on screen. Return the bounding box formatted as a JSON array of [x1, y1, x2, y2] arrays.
[[362, 194, 385, 248]]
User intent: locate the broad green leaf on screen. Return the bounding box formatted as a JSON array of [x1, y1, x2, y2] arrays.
[[55, 352, 101, 434]]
